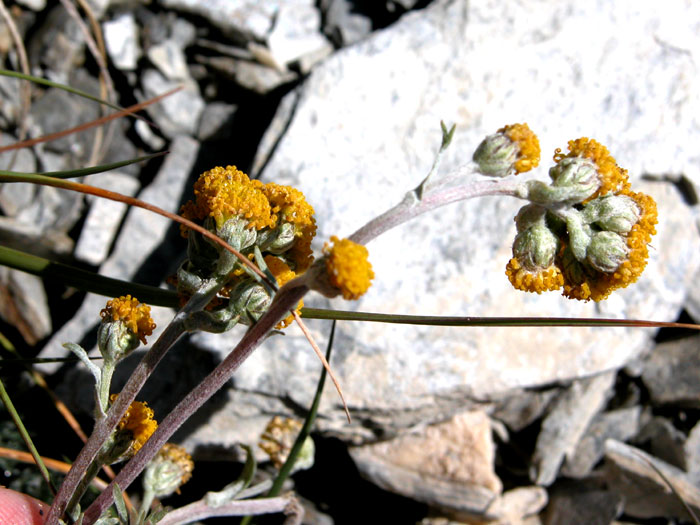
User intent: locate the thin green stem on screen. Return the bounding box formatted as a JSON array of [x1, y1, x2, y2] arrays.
[[300, 308, 700, 330], [0, 377, 57, 495], [269, 320, 335, 496], [137, 485, 156, 525]]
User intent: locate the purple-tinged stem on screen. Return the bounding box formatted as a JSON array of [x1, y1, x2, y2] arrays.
[[156, 495, 295, 525], [350, 173, 522, 245], [80, 283, 308, 524], [45, 279, 223, 524]]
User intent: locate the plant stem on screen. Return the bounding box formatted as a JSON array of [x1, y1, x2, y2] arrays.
[[350, 169, 522, 245], [79, 282, 309, 524], [65, 459, 102, 520], [156, 495, 295, 525], [45, 278, 224, 524], [0, 377, 57, 495]]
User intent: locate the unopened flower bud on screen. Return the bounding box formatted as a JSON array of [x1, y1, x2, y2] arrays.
[[259, 222, 297, 254], [229, 280, 273, 324], [98, 296, 155, 361], [473, 123, 540, 177], [512, 222, 559, 271], [582, 194, 641, 234], [522, 155, 600, 206], [143, 444, 194, 499], [586, 231, 629, 273]]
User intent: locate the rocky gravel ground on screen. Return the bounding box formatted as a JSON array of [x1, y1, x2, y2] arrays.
[[1, 0, 700, 524]]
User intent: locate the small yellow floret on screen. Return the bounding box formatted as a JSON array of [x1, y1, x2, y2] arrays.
[[180, 166, 274, 235], [265, 255, 303, 328], [499, 123, 541, 173], [100, 295, 156, 345], [111, 394, 158, 453], [259, 416, 303, 470], [324, 236, 374, 300], [553, 138, 630, 199], [158, 443, 194, 486], [262, 182, 317, 272], [505, 258, 564, 293]]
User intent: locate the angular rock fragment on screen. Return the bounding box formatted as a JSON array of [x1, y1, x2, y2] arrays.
[[543, 483, 623, 525], [349, 411, 501, 518], [641, 335, 700, 407], [604, 439, 700, 520], [561, 406, 641, 478], [74, 172, 141, 266], [103, 12, 141, 71], [530, 371, 616, 485]]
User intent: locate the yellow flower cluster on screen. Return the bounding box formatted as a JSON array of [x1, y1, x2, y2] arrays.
[[262, 182, 317, 272], [180, 167, 316, 266], [259, 416, 303, 470], [100, 295, 156, 344], [563, 189, 657, 301], [507, 137, 658, 302], [499, 123, 541, 174], [324, 236, 374, 300], [180, 166, 274, 231], [111, 394, 158, 454], [505, 259, 564, 294]]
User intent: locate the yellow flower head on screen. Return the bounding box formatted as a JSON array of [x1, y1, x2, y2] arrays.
[[553, 138, 630, 199], [498, 123, 541, 174], [111, 394, 158, 454], [180, 166, 274, 235], [505, 257, 564, 294], [158, 443, 194, 486], [100, 295, 156, 345], [265, 255, 303, 328], [259, 416, 314, 472], [562, 189, 658, 301], [324, 236, 374, 300], [262, 182, 317, 272]]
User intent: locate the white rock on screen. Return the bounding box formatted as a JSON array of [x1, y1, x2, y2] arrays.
[[141, 68, 204, 138], [14, 0, 46, 11], [147, 39, 190, 81], [530, 371, 616, 486], [158, 0, 278, 40], [103, 13, 141, 71], [266, 1, 332, 69], [74, 173, 141, 266]]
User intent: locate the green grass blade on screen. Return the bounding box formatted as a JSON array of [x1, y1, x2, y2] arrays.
[[0, 376, 57, 495], [0, 68, 131, 114], [0, 246, 179, 307], [0, 152, 166, 180], [240, 321, 336, 525], [300, 307, 700, 330], [269, 320, 336, 495]]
